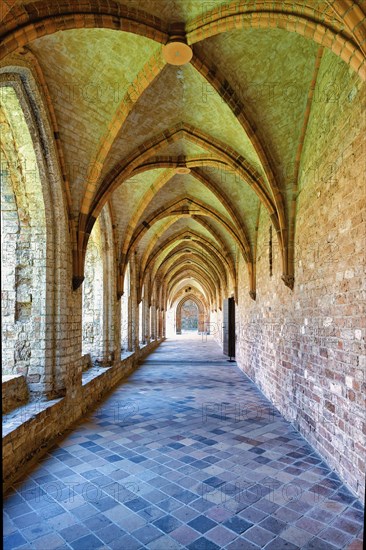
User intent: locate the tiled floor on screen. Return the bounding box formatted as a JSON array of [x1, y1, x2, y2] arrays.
[[3, 335, 364, 549]]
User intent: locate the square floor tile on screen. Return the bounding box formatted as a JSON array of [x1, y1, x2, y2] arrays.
[[153, 514, 182, 533], [223, 516, 253, 534], [205, 524, 237, 546], [187, 537, 221, 550], [188, 515, 217, 533], [170, 524, 200, 545], [132, 524, 162, 544]]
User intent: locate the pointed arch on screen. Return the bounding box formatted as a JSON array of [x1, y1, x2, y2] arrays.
[[0, 69, 69, 396], [176, 294, 207, 334]]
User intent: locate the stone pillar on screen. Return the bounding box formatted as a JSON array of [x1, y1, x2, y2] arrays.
[[140, 300, 145, 344], [144, 298, 150, 343], [130, 254, 139, 351], [157, 308, 161, 339], [143, 275, 151, 344], [205, 310, 210, 334], [99, 245, 119, 366], [113, 296, 121, 364], [63, 286, 83, 400], [198, 311, 205, 333], [127, 295, 133, 352], [176, 307, 182, 334], [150, 304, 156, 340]]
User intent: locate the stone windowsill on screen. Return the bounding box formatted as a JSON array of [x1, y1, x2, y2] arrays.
[[2, 398, 62, 437], [2, 374, 29, 414], [2, 341, 162, 441], [81, 365, 112, 385], [3, 352, 138, 434], [121, 350, 134, 360], [2, 374, 24, 382]]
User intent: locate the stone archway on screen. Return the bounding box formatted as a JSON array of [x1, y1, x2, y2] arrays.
[[181, 300, 198, 332], [176, 295, 206, 334]]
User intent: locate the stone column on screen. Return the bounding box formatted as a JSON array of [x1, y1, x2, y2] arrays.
[[155, 307, 159, 339], [162, 309, 166, 338], [158, 309, 162, 339], [198, 311, 205, 333], [127, 295, 133, 352], [150, 304, 156, 340], [176, 307, 182, 334], [130, 254, 139, 351], [114, 296, 121, 363], [139, 300, 144, 344], [143, 274, 151, 344], [144, 298, 150, 343]]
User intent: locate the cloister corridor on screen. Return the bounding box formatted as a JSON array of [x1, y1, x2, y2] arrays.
[[3, 336, 364, 550], [1, 1, 365, 549]]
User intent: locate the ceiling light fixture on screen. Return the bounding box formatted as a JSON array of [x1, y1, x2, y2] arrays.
[[162, 36, 193, 66], [175, 165, 191, 174]]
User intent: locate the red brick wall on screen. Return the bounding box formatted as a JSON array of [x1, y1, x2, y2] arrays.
[[236, 55, 365, 501]]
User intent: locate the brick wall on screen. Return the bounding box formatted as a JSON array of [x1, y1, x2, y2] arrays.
[[1, 32, 364, 508], [2, 375, 29, 413], [235, 55, 365, 501]]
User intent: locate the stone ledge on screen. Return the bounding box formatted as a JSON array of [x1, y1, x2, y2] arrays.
[[82, 365, 112, 385], [2, 398, 62, 437], [2, 374, 29, 414], [2, 338, 164, 495]]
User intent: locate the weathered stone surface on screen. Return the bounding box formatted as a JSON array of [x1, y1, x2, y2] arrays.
[[2, 374, 29, 413], [2, 338, 163, 493], [236, 74, 365, 501], [1, 0, 365, 509]]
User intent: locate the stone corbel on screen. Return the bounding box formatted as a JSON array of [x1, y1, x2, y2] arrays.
[[72, 226, 87, 291], [282, 274, 295, 290], [72, 276, 84, 291], [249, 260, 256, 301], [116, 262, 125, 300], [249, 290, 256, 300]]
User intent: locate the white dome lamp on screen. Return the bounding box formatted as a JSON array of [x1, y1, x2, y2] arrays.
[[162, 35, 193, 66], [175, 165, 191, 174], [175, 158, 191, 174]]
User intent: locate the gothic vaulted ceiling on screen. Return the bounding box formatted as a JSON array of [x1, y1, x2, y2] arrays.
[[1, 0, 365, 309]]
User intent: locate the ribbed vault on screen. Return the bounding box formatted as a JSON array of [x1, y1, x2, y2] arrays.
[[1, 0, 365, 312]]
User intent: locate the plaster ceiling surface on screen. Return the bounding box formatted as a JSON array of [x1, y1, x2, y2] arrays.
[[100, 62, 264, 181], [198, 167, 261, 243], [152, 137, 212, 157], [170, 279, 208, 304], [194, 28, 320, 209], [136, 216, 176, 256], [136, 173, 233, 221], [299, 48, 365, 194], [110, 168, 166, 245], [10, 0, 338, 22], [149, 234, 224, 275], [139, 216, 226, 277], [29, 29, 159, 210], [150, 217, 222, 248], [1, 0, 364, 305], [14, 0, 236, 22]]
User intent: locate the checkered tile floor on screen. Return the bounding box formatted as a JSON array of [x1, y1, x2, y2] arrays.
[[3, 335, 364, 549]]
